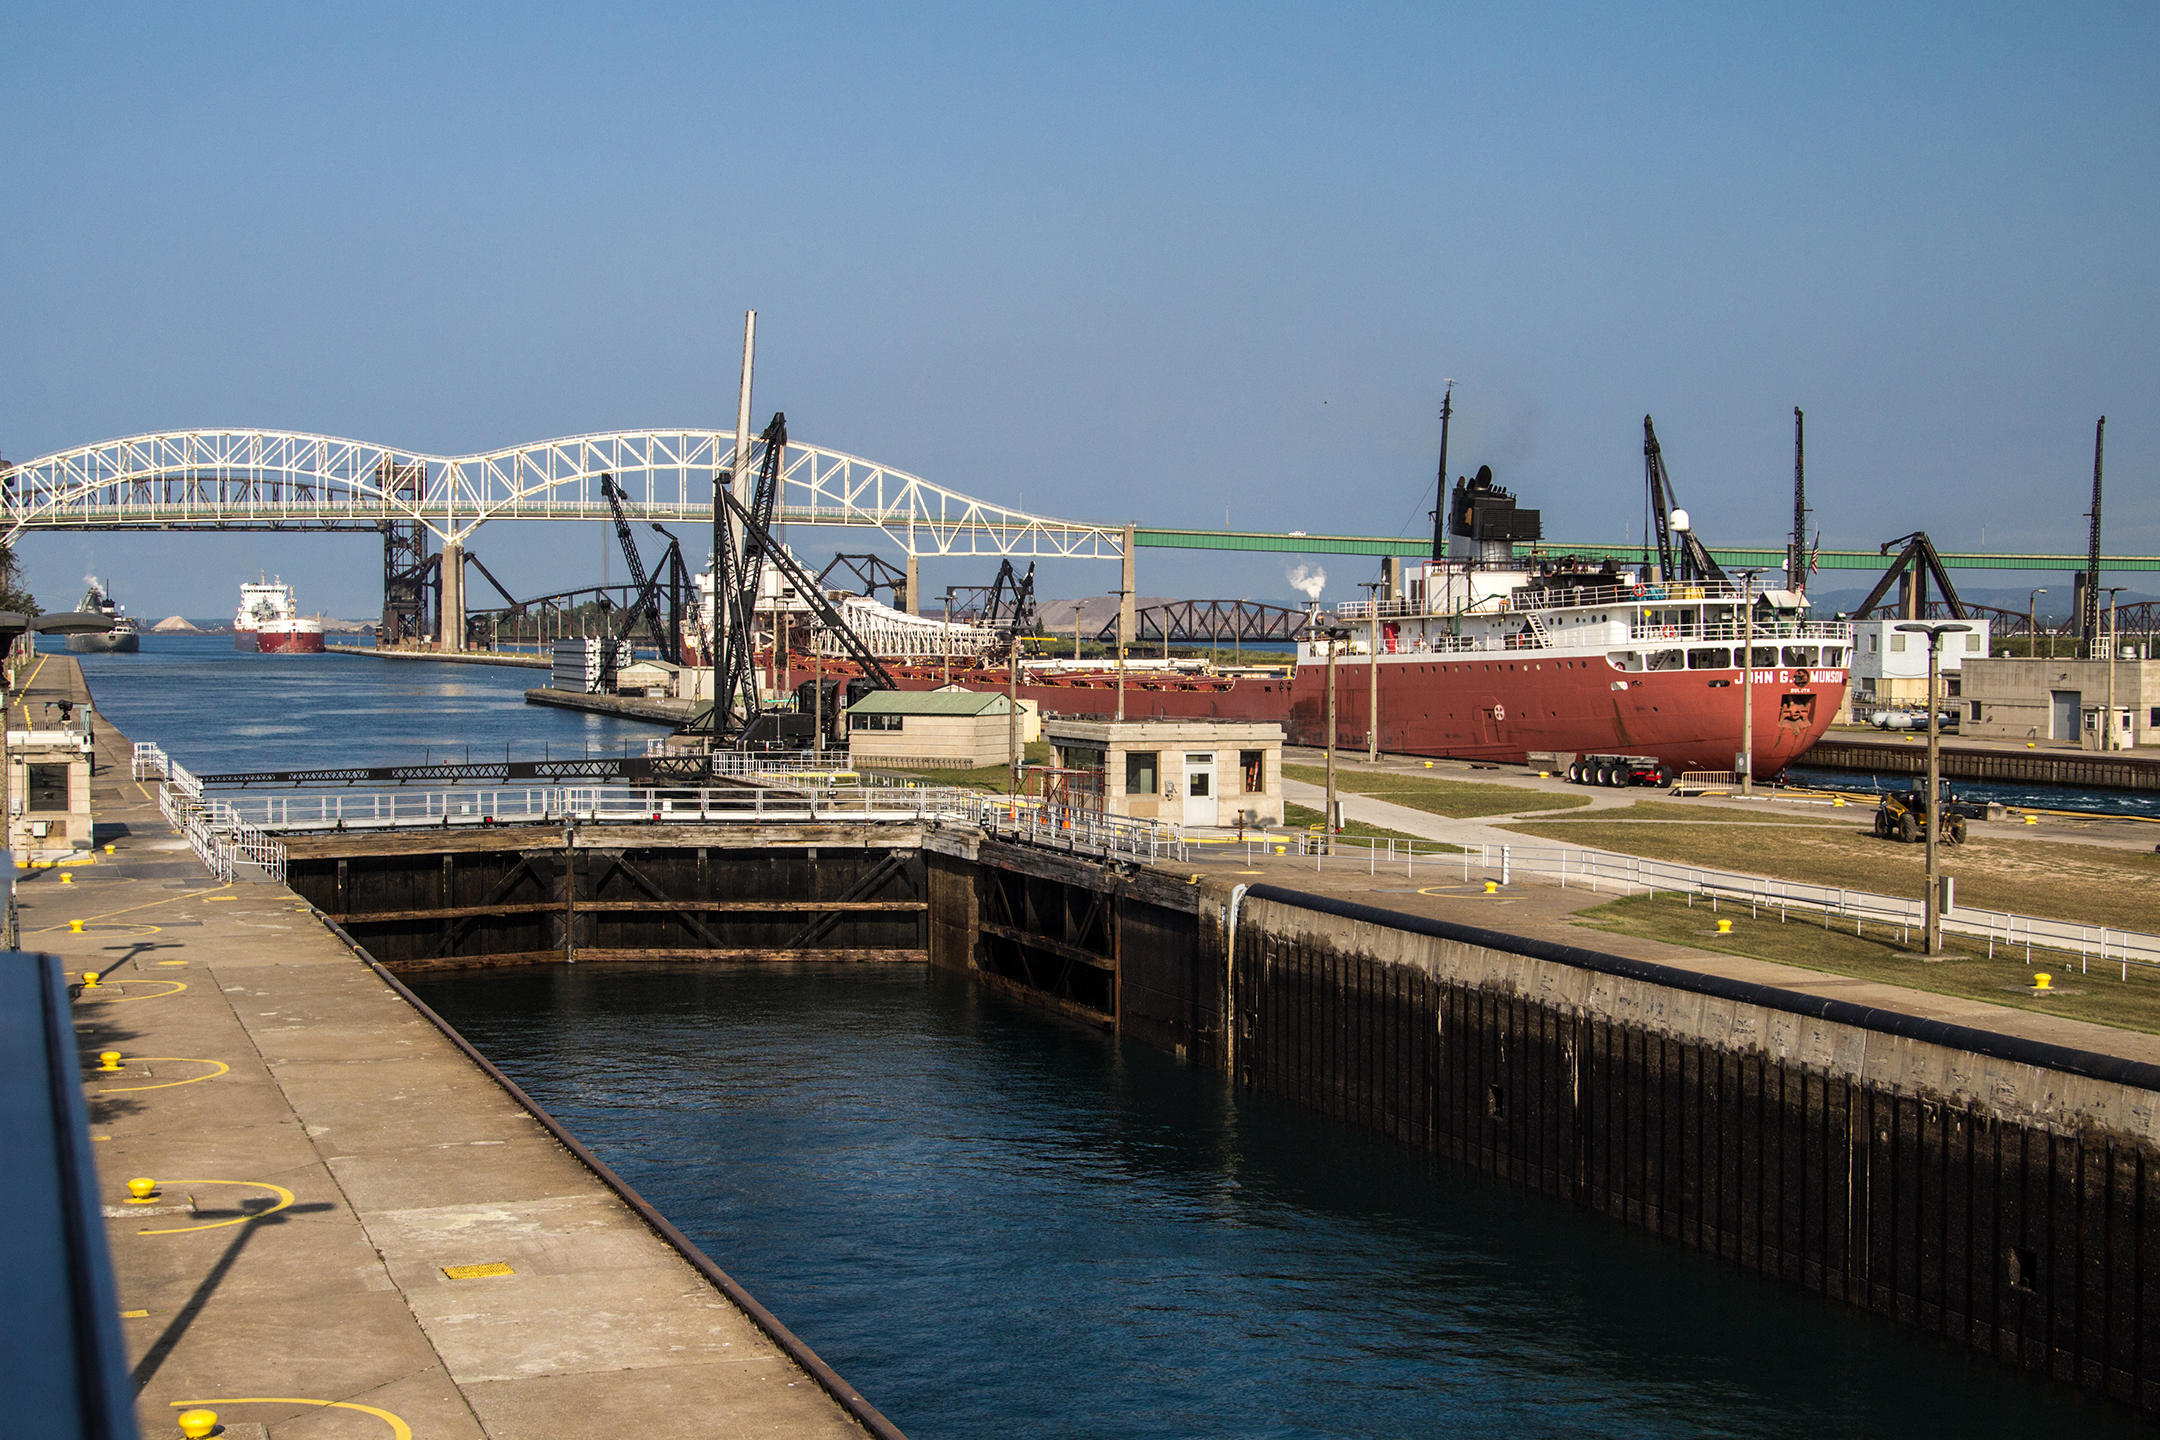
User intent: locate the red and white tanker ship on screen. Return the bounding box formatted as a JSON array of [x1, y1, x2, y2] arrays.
[[234, 578, 326, 654]]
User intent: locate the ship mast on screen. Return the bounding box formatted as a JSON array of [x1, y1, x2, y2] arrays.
[[1786, 407, 1808, 594], [1429, 382, 1454, 563]]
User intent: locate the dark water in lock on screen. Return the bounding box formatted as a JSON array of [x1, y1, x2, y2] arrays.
[[56, 635, 2146, 1435], [411, 965, 2141, 1440], [1784, 764, 2160, 820], [43, 632, 657, 774]]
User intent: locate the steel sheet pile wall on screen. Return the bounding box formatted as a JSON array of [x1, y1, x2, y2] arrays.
[[1230, 887, 2160, 1412]]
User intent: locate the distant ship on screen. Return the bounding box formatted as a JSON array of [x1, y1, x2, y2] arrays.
[[68, 579, 141, 654], [234, 578, 326, 654]]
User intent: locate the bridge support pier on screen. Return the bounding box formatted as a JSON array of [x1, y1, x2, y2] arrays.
[[904, 552, 920, 617], [439, 540, 466, 652]]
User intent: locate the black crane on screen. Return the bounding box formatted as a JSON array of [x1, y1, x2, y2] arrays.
[[1852, 532, 1968, 621], [598, 472, 693, 664], [706, 413, 896, 747], [1641, 416, 1727, 587], [1786, 408, 1810, 592], [2078, 416, 2106, 659]]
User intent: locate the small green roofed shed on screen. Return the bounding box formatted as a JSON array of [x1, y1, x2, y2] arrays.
[[847, 689, 1012, 717], [845, 687, 1018, 767]]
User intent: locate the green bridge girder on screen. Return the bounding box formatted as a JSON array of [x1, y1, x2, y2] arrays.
[[1130, 529, 2160, 572]]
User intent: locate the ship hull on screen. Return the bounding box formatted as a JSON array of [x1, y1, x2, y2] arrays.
[[779, 658, 1294, 724], [238, 626, 326, 654], [1287, 654, 1844, 776], [68, 632, 140, 654]]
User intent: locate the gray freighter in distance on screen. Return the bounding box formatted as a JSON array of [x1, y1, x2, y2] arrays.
[[67, 577, 140, 653]]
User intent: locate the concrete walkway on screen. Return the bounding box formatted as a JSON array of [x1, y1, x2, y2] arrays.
[[36, 656, 871, 1440]]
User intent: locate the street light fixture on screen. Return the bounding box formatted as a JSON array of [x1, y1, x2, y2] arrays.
[[2027, 588, 2047, 660], [1733, 568, 1768, 794], [1896, 621, 1971, 955], [2103, 586, 2128, 751], [1319, 621, 1352, 854], [1358, 580, 1383, 762], [1106, 588, 1131, 722]]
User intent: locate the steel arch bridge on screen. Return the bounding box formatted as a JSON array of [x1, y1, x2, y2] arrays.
[[0, 427, 1127, 559]]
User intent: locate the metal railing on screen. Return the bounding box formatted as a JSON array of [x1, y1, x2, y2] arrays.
[[973, 796, 1188, 863], [156, 768, 284, 883], [1285, 835, 2160, 978]]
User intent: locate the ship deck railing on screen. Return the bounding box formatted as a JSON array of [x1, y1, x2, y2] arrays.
[[1287, 834, 2160, 980]]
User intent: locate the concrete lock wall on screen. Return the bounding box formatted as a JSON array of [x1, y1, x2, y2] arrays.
[[1220, 887, 2160, 1410]]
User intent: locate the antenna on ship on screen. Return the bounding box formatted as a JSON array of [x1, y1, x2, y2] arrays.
[[1429, 381, 1454, 564]]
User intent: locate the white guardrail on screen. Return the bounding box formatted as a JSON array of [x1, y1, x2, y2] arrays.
[[1289, 834, 2160, 981], [137, 742, 287, 883], [140, 740, 1187, 871]]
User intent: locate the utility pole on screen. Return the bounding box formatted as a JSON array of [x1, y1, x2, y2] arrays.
[[2027, 588, 2046, 661], [1898, 622, 1970, 955], [1323, 623, 1345, 854], [1359, 580, 1382, 762], [1735, 569, 1766, 793], [942, 588, 955, 686], [1109, 587, 1130, 722], [2104, 587, 2127, 750], [1008, 645, 1021, 796]]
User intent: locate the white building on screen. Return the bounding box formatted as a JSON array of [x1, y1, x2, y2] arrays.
[[1849, 617, 1991, 707]]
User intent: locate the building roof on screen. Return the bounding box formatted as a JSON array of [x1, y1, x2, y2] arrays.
[[847, 689, 1012, 717], [617, 659, 680, 674]]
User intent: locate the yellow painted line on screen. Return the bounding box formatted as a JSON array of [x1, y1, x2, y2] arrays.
[[139, 1179, 296, 1235], [202, 895, 238, 902], [94, 1056, 227, 1092], [171, 1399, 410, 1440], [32, 881, 234, 931], [156, 959, 188, 966], [76, 979, 186, 1004], [442, 1261, 516, 1279], [119, 1309, 148, 1318]]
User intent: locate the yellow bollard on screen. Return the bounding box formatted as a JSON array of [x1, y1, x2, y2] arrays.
[[2024, 815, 2038, 826], [177, 1410, 218, 1440], [1423, 761, 1434, 769], [125, 1177, 160, 1204], [1832, 796, 1845, 807], [79, 966, 97, 983], [1716, 919, 1733, 934], [70, 920, 85, 934], [1273, 844, 1285, 855], [97, 1051, 122, 1072], [103, 843, 115, 854], [2026, 742, 2036, 748], [61, 872, 73, 884], [2032, 972, 2053, 991], [1484, 880, 1498, 894]]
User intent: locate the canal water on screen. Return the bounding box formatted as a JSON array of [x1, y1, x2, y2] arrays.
[[46, 633, 655, 773], [1785, 764, 2160, 820], [67, 637, 2145, 1435], [409, 966, 2140, 1440]]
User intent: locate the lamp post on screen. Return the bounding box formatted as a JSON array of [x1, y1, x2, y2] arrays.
[[1321, 621, 1350, 854], [941, 587, 957, 687], [1897, 621, 1971, 955], [2104, 587, 2127, 751], [1358, 580, 1383, 762], [2027, 588, 2047, 661], [1734, 569, 1767, 794]]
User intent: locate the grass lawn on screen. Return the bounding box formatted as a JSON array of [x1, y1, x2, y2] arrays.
[[1505, 815, 2160, 934], [1517, 798, 1853, 826], [1574, 891, 2160, 1036], [1282, 802, 1457, 848], [1283, 764, 1590, 819]]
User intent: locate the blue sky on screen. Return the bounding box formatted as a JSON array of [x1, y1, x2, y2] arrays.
[[3, 3, 2155, 617]]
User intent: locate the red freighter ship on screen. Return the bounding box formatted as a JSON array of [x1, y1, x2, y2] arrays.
[[694, 413, 1849, 781], [1284, 459, 1850, 777]]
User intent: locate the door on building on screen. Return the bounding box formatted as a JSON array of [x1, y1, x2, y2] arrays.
[[1184, 752, 1218, 827], [2051, 690, 2080, 741]]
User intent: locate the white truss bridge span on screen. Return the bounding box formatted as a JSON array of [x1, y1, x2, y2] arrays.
[[0, 427, 1127, 559]]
